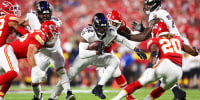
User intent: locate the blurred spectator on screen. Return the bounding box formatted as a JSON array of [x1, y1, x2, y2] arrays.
[[180, 53, 191, 88], [188, 55, 200, 88], [9, 0, 200, 88]]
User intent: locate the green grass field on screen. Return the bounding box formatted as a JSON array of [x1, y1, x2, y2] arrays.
[[3, 85, 200, 100]]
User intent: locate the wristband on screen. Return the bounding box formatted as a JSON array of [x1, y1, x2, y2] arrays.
[[147, 62, 153, 68]]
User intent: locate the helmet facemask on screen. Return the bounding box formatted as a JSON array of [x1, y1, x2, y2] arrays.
[[92, 13, 109, 37], [10, 4, 21, 16], [0, 0, 21, 16], [36, 1, 52, 22], [107, 10, 122, 29], [108, 19, 121, 29], [143, 0, 161, 15]]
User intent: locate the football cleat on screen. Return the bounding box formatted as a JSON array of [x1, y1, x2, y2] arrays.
[[126, 95, 138, 100], [92, 85, 106, 99], [172, 87, 186, 100], [66, 91, 76, 100], [173, 91, 186, 100], [32, 93, 43, 100]]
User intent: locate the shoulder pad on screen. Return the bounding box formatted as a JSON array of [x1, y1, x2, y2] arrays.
[[107, 26, 116, 32], [28, 10, 36, 14], [81, 26, 95, 41], [51, 16, 62, 27]]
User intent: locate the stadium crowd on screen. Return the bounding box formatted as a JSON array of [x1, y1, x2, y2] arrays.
[[7, 0, 200, 89]]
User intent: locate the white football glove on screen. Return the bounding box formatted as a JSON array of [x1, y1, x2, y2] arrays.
[[32, 67, 47, 82]]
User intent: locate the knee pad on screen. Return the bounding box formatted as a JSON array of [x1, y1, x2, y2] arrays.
[[112, 67, 122, 78], [56, 67, 67, 76], [31, 71, 41, 83]]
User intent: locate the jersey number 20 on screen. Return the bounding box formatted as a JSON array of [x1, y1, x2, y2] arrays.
[[159, 38, 182, 54]]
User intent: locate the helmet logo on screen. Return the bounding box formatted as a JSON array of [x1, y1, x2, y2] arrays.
[[49, 24, 56, 31], [94, 16, 99, 24]]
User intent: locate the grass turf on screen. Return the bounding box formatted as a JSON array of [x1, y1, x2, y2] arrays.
[[3, 85, 200, 100]]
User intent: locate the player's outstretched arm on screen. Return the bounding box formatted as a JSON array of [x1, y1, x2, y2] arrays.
[[128, 19, 161, 42], [147, 44, 159, 68], [78, 37, 100, 58], [27, 44, 38, 67], [182, 43, 199, 56], [8, 21, 29, 35]]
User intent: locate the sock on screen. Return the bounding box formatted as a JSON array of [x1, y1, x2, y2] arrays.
[[0, 80, 13, 97], [150, 86, 165, 99], [115, 74, 127, 88], [113, 90, 127, 100], [50, 81, 64, 99], [32, 85, 41, 98], [0, 71, 17, 85], [60, 73, 71, 90], [124, 80, 143, 95]]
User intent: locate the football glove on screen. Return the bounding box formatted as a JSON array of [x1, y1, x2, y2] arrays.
[[193, 47, 199, 56], [132, 20, 145, 32], [97, 41, 105, 54], [135, 48, 147, 60], [32, 67, 47, 82]]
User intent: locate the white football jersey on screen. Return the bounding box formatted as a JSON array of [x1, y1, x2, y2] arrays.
[[149, 9, 180, 36], [81, 26, 117, 47], [25, 11, 61, 51]]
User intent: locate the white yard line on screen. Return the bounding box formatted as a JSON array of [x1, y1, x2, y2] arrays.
[[7, 90, 120, 93]]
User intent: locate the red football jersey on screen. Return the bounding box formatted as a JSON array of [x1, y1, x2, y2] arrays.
[[10, 30, 46, 58], [147, 36, 184, 66], [0, 14, 19, 46], [105, 20, 127, 53]]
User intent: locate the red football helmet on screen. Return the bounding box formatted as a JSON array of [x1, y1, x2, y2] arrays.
[[107, 10, 122, 29], [40, 21, 59, 40], [152, 22, 169, 38], [0, 0, 21, 16]]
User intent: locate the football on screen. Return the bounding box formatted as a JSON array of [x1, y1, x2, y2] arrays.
[[88, 41, 103, 50]]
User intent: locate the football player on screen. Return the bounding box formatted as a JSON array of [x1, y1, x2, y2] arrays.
[[112, 22, 199, 100], [0, 21, 57, 100], [21, 1, 74, 100], [119, 0, 188, 99], [0, 0, 28, 47], [0, 0, 29, 99], [96, 10, 147, 100], [67, 13, 146, 99]]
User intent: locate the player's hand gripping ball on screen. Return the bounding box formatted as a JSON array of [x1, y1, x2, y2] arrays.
[[88, 41, 105, 54]]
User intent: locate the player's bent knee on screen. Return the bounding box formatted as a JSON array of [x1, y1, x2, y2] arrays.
[[112, 67, 122, 78], [7, 71, 18, 79], [56, 67, 66, 76]]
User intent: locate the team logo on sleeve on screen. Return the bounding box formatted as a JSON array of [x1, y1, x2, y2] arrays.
[[81, 31, 85, 35], [153, 14, 157, 18]]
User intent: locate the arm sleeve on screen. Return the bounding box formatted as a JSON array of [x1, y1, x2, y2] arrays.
[[114, 34, 138, 50], [16, 26, 29, 35], [79, 42, 97, 59]]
